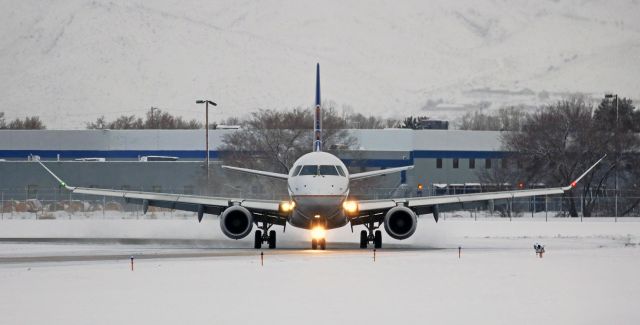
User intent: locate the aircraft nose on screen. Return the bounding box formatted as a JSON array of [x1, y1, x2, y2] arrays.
[[290, 176, 347, 196], [293, 195, 344, 220]]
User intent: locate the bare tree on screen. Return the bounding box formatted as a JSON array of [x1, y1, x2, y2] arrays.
[[2, 115, 46, 129], [219, 106, 357, 173], [217, 106, 359, 198], [592, 97, 640, 216], [458, 107, 528, 131], [501, 97, 625, 218], [86, 109, 202, 129]]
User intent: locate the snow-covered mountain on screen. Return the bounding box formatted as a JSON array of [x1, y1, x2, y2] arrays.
[[1, 0, 639, 129]]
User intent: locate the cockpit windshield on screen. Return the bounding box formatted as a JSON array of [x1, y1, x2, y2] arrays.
[[319, 165, 339, 176], [295, 165, 345, 177], [299, 165, 318, 176]]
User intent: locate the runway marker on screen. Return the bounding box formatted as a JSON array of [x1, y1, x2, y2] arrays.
[[458, 246, 461, 259], [130, 256, 134, 271], [260, 251, 264, 266], [373, 249, 376, 262]]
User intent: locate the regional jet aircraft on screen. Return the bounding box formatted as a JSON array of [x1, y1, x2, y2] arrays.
[[38, 64, 605, 250]]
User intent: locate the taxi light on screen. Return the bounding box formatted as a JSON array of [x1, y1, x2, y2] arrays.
[[279, 201, 295, 213], [342, 200, 359, 214], [311, 226, 326, 240]]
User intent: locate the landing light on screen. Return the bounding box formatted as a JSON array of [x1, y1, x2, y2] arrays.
[[279, 201, 295, 213], [311, 226, 326, 240], [342, 200, 359, 214]]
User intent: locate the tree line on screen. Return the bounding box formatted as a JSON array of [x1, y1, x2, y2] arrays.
[[479, 96, 639, 217], [0, 112, 46, 129]]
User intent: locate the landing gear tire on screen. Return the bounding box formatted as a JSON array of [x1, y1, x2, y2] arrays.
[[254, 230, 262, 249], [311, 238, 318, 250], [268, 230, 276, 249], [359, 230, 368, 249], [319, 238, 326, 250], [374, 230, 382, 249]]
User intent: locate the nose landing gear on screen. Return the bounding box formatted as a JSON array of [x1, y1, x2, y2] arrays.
[[311, 238, 326, 250], [254, 222, 276, 249], [359, 221, 382, 249]]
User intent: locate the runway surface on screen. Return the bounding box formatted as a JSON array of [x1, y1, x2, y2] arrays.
[[0, 237, 430, 264], [1, 219, 639, 324]]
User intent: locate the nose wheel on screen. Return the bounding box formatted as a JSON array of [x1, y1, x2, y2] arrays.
[[359, 221, 382, 249], [254, 222, 277, 249], [311, 238, 326, 250]]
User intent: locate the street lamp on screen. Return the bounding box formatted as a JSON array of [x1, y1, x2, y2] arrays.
[[150, 106, 158, 129], [604, 93, 618, 222], [195, 100, 217, 178]]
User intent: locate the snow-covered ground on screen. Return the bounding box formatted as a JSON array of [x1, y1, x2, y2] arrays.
[[1, 0, 639, 128], [1, 218, 639, 324]]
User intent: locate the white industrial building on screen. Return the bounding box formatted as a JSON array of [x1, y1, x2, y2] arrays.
[[0, 129, 508, 200]]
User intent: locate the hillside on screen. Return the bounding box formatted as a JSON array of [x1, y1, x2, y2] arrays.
[[1, 0, 639, 128]]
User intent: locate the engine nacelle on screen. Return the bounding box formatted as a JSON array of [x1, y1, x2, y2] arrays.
[[220, 206, 253, 239], [383, 206, 418, 240]]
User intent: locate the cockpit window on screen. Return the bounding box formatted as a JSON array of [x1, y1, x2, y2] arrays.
[[299, 165, 318, 176], [292, 165, 302, 176], [335, 165, 346, 176], [319, 165, 339, 176]]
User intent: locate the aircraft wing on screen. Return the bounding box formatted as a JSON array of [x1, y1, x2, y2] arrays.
[[357, 186, 566, 212], [349, 165, 414, 181], [221, 165, 289, 180], [37, 161, 285, 223], [354, 155, 606, 219]]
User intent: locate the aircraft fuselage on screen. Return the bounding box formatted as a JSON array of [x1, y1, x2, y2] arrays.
[[286, 151, 350, 229]]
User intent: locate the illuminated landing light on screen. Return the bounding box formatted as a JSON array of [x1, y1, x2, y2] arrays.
[[279, 201, 296, 213], [311, 226, 326, 240], [342, 200, 359, 215], [314, 214, 321, 219]]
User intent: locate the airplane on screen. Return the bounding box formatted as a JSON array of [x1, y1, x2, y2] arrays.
[[37, 64, 606, 250]]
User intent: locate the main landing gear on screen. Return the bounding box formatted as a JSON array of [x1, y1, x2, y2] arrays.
[[359, 221, 382, 249], [254, 221, 276, 249]]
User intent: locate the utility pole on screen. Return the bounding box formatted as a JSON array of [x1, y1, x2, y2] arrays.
[[196, 100, 217, 179]]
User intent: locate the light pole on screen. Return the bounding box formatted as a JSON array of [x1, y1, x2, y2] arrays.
[[150, 106, 158, 129], [196, 100, 217, 179], [605, 93, 618, 222]]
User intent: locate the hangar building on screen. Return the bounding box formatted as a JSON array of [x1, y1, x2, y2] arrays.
[[0, 129, 507, 201]]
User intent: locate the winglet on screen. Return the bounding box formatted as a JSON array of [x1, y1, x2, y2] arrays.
[[36, 160, 75, 191], [562, 154, 607, 191]]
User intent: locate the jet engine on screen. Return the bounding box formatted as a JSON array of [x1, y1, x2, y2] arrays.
[[383, 206, 418, 240], [220, 206, 253, 239]]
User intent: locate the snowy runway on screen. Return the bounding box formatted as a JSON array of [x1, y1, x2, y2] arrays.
[[1, 218, 639, 324]]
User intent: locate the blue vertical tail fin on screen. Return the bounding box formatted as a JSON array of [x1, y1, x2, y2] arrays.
[[313, 63, 322, 152]]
